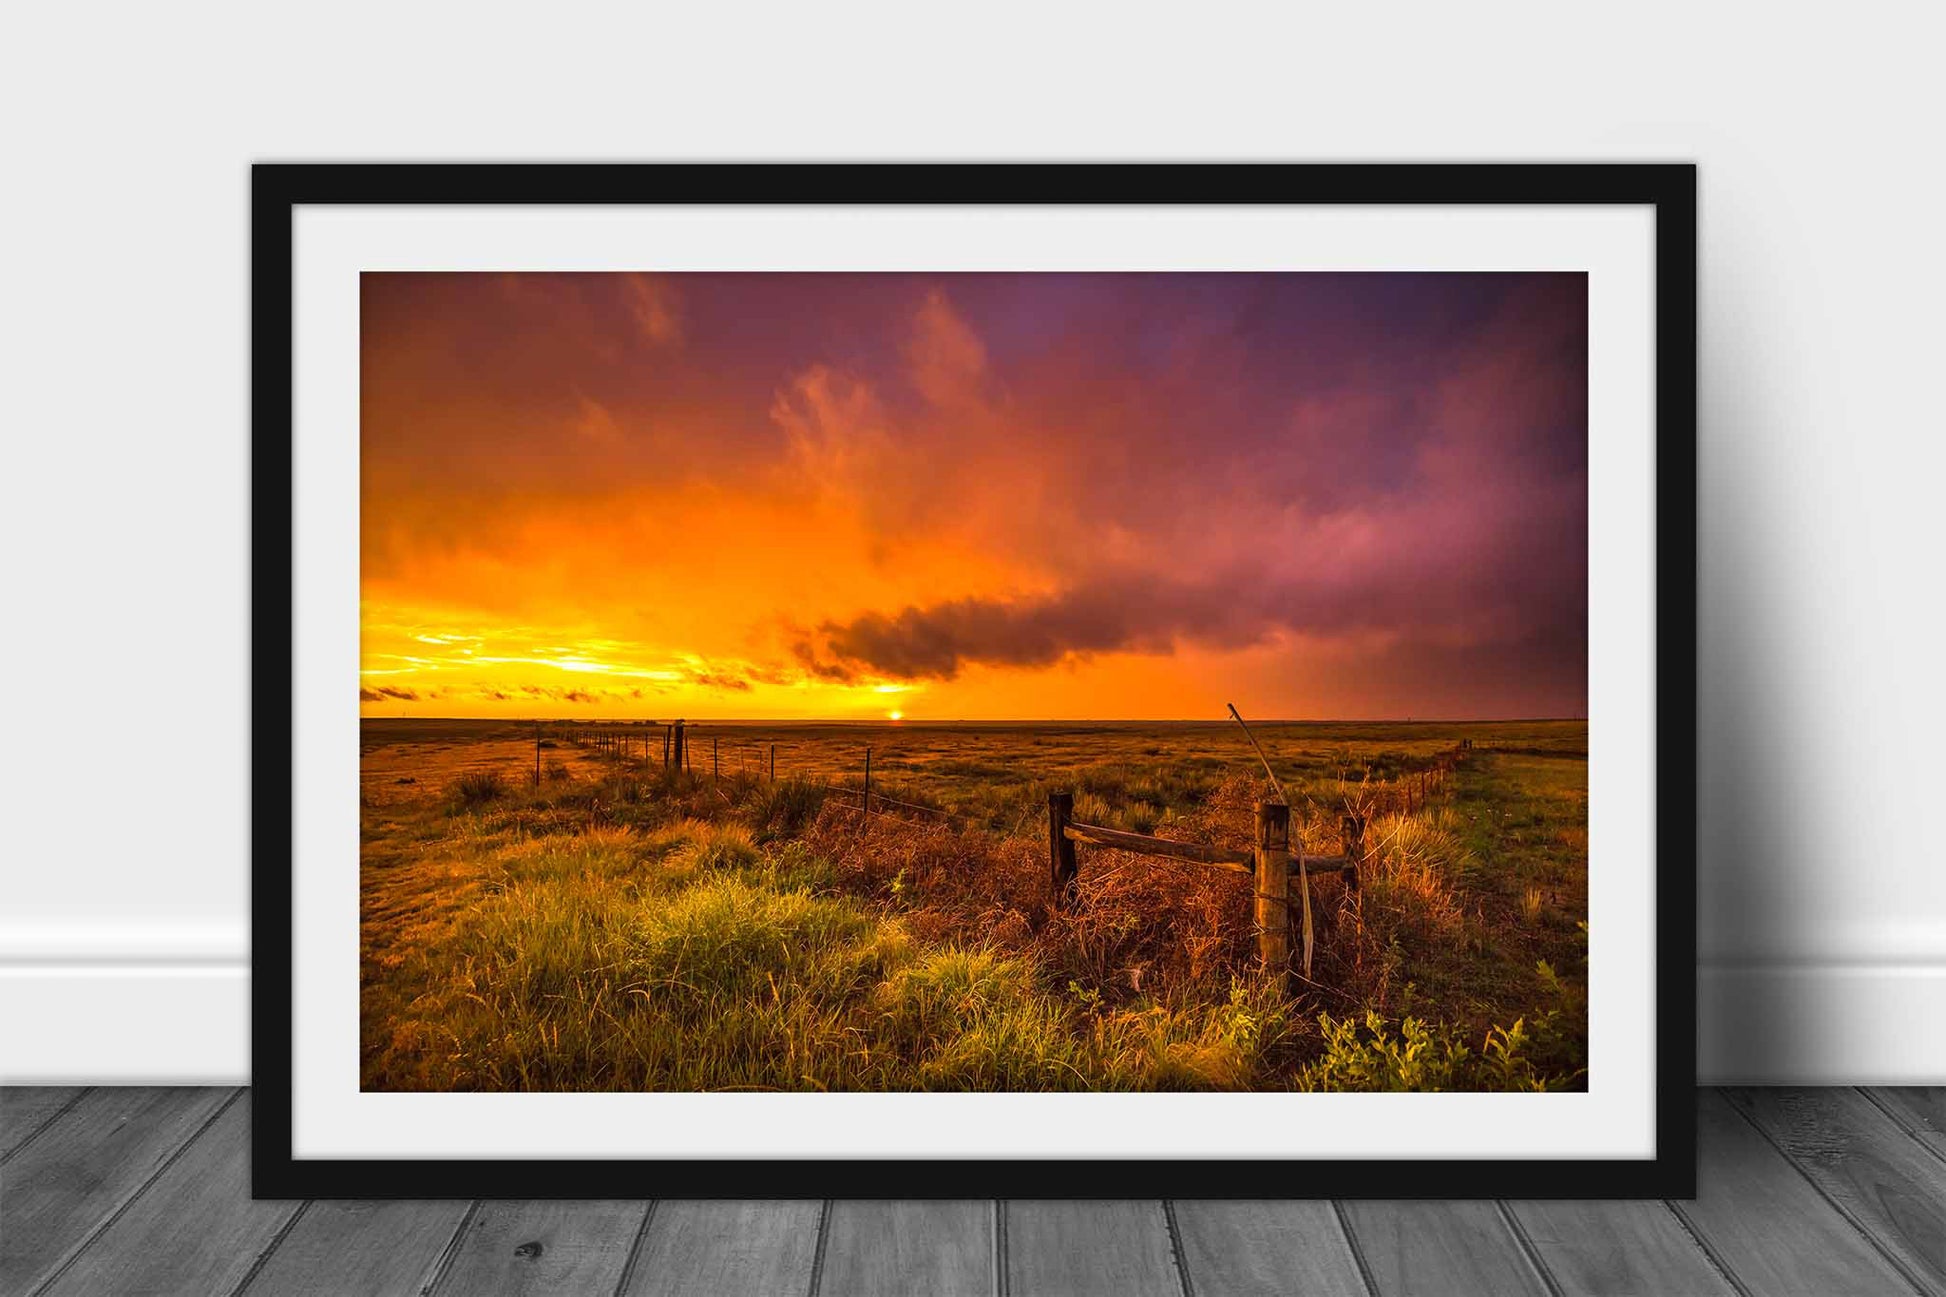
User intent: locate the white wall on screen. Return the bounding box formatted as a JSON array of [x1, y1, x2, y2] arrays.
[[3, 1, 1940, 1084]]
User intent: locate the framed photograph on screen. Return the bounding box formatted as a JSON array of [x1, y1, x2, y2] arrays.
[[255, 164, 1695, 1198]]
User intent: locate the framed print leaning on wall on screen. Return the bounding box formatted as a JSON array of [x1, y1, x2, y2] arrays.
[[254, 163, 1696, 1198]]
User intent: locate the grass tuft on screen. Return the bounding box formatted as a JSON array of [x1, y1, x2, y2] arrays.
[[449, 770, 508, 809]]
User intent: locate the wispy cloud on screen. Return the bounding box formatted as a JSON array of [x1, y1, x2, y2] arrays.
[[624, 273, 683, 347]]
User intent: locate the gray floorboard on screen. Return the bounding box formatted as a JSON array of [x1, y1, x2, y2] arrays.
[[1335, 1200, 1550, 1296], [1004, 1201, 1181, 1297], [0, 1086, 234, 1295], [235, 1197, 474, 1295], [620, 1200, 822, 1297], [1, 1089, 1940, 1297], [816, 1200, 996, 1297], [1727, 1086, 1946, 1295], [1673, 1090, 1922, 1297], [1505, 1199, 1737, 1296], [430, 1199, 649, 1296], [38, 1094, 299, 1297], [1871, 1087, 1946, 1164], [1169, 1200, 1369, 1297], [0, 1087, 86, 1162]]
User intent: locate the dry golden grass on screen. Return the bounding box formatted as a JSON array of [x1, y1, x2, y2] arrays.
[[360, 720, 1589, 1092]]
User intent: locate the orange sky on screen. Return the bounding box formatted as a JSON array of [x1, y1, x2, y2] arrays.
[[361, 273, 1588, 721]]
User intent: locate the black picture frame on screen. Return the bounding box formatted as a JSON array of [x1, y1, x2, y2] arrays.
[[253, 162, 1696, 1200]]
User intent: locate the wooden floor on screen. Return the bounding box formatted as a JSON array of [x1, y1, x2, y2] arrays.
[[1, 1089, 1940, 1295]]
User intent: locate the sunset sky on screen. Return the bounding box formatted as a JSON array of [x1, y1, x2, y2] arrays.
[[360, 272, 1587, 721]]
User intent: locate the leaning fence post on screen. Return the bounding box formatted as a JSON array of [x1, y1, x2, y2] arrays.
[[1294, 832, 1314, 980], [1048, 790, 1077, 910], [1255, 801, 1291, 974]]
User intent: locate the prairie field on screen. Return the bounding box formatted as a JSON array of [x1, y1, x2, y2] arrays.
[[362, 718, 1589, 1093]]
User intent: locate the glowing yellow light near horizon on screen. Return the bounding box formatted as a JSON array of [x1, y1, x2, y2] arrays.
[[888, 710, 903, 721]]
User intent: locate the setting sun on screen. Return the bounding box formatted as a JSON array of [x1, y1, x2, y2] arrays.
[[888, 710, 903, 721]]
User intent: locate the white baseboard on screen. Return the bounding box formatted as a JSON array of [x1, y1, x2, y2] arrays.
[[1697, 962, 1946, 1084], [0, 965, 249, 1083], [3, 944, 1941, 1085]]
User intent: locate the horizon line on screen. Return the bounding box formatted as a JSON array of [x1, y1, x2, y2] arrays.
[[360, 715, 1590, 725]]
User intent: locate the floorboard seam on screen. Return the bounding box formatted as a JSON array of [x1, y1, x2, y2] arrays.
[[990, 1200, 1006, 1297], [418, 1199, 482, 1297], [224, 1199, 311, 1297], [1160, 1200, 1194, 1297], [1329, 1201, 1381, 1297], [804, 1198, 832, 1297], [1662, 1200, 1755, 1297], [1725, 1090, 1934, 1297], [1495, 1200, 1563, 1297], [1858, 1087, 1946, 1169], [28, 1087, 243, 1297], [607, 1200, 659, 1297], [0, 1087, 91, 1167]]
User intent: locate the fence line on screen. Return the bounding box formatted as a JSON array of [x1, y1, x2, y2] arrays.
[[552, 723, 1471, 839], [556, 725, 965, 828], [1048, 741, 1471, 980], [546, 721, 1475, 981]]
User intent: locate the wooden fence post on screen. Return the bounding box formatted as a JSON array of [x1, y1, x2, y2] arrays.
[[769, 744, 776, 782], [712, 736, 719, 782], [863, 747, 872, 817], [663, 724, 671, 770], [1254, 801, 1291, 974], [1340, 814, 1365, 895], [534, 725, 541, 788], [1048, 791, 1077, 910]]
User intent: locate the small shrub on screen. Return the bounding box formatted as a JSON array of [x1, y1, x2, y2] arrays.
[[450, 770, 508, 809]]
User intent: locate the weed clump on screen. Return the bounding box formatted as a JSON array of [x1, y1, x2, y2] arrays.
[[1294, 1010, 1579, 1092], [449, 770, 508, 809]]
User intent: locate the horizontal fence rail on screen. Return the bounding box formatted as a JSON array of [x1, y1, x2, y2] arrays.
[[1045, 742, 1473, 981], [1059, 820, 1356, 877], [1049, 791, 1369, 979]]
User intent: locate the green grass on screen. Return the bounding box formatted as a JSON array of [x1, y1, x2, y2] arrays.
[[364, 818, 1301, 1091], [362, 720, 1589, 1092]]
